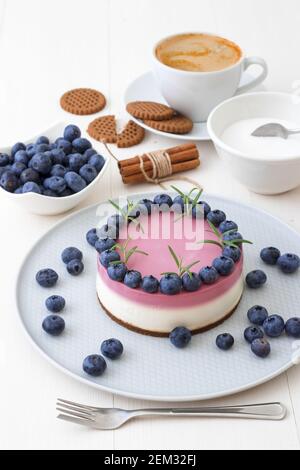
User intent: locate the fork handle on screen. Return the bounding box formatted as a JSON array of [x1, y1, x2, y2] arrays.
[[287, 129, 300, 135], [133, 403, 286, 421]]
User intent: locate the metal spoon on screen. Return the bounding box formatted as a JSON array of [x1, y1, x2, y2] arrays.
[[252, 122, 300, 139]]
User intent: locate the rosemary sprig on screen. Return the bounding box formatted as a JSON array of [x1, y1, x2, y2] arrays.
[[198, 220, 253, 250], [109, 199, 144, 233], [171, 185, 203, 219], [161, 245, 200, 280], [110, 237, 148, 266]]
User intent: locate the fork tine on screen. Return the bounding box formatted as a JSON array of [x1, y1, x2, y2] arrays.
[[57, 414, 93, 428], [56, 402, 95, 418], [57, 398, 97, 412], [56, 407, 96, 422]]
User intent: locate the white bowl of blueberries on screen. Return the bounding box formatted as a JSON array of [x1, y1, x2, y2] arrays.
[[0, 122, 109, 215]]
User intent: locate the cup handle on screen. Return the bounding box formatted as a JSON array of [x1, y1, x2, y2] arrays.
[[236, 57, 268, 94]]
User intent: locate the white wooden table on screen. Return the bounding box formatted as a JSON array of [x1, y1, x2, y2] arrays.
[[0, 0, 300, 450]]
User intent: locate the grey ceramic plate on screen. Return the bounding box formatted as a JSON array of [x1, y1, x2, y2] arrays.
[[16, 193, 300, 402]]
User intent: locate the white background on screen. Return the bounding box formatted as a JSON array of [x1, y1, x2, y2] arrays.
[[0, 0, 300, 450]]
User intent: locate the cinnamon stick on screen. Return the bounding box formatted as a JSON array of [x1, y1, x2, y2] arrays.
[[120, 149, 199, 177], [122, 159, 200, 185], [118, 143, 197, 169]]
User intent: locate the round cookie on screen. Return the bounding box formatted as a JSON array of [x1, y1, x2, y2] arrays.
[[117, 120, 145, 148], [144, 115, 193, 134], [60, 88, 106, 115], [87, 115, 117, 143], [126, 101, 174, 121]]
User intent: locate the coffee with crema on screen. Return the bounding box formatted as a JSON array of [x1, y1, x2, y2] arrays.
[[156, 33, 242, 72]]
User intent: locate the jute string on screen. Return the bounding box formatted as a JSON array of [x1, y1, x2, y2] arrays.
[[103, 142, 202, 191]]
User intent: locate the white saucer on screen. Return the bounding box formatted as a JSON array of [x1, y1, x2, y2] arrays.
[[124, 72, 265, 141]]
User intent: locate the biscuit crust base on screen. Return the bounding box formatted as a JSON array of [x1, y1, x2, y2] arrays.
[[97, 293, 242, 337]]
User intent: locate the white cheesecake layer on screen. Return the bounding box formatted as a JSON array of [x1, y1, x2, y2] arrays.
[[96, 273, 244, 334]]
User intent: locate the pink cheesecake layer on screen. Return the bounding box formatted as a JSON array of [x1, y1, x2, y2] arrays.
[[97, 212, 243, 308]]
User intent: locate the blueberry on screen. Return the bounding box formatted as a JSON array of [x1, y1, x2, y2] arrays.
[[141, 275, 159, 293], [216, 333, 234, 351], [36, 269, 58, 288], [42, 315, 65, 336], [182, 272, 201, 292], [79, 164, 98, 183], [207, 210, 226, 227], [86, 228, 99, 247], [65, 171, 86, 193], [45, 295, 66, 313], [59, 188, 73, 197], [247, 305, 269, 326], [107, 262, 127, 282], [23, 181, 41, 194], [51, 148, 66, 165], [138, 199, 153, 215], [99, 224, 119, 240], [43, 189, 57, 197], [0, 171, 19, 192], [246, 270, 267, 289], [56, 138, 72, 155], [107, 214, 125, 231], [222, 246, 241, 263], [260, 247, 281, 266], [263, 315, 285, 338], [20, 168, 40, 184], [172, 195, 186, 213], [100, 249, 120, 268], [30, 152, 52, 175], [88, 154, 105, 172], [199, 266, 219, 285], [285, 317, 300, 338], [69, 153, 87, 172], [36, 136, 49, 145], [95, 238, 116, 253], [278, 253, 300, 274], [44, 176, 66, 194], [26, 144, 36, 158], [169, 327, 192, 349], [14, 186, 24, 194], [191, 204, 205, 219], [244, 326, 264, 344], [35, 143, 50, 153], [160, 274, 182, 295], [61, 247, 83, 264], [101, 339, 124, 360], [83, 355, 107, 377], [11, 142, 26, 157], [67, 259, 84, 276], [219, 220, 238, 234], [72, 138, 92, 154], [213, 256, 235, 276], [51, 164, 67, 178], [11, 162, 26, 177], [251, 339, 271, 358], [14, 150, 29, 165], [0, 166, 10, 179], [154, 194, 173, 210], [197, 201, 211, 219], [124, 270, 142, 289], [0, 153, 10, 167], [223, 231, 244, 245], [84, 148, 97, 159], [63, 124, 81, 143]]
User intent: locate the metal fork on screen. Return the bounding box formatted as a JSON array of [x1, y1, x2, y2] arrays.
[[56, 399, 286, 430]]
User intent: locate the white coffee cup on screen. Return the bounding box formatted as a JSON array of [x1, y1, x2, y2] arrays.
[[152, 32, 268, 122]]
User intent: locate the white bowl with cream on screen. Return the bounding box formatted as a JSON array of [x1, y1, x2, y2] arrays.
[[207, 92, 300, 194]]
